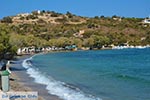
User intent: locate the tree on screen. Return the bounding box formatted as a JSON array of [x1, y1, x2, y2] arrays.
[[55, 16, 68, 24], [100, 15, 105, 19], [32, 11, 39, 15], [83, 37, 94, 47], [0, 30, 17, 60], [108, 32, 127, 45], [94, 16, 99, 19], [26, 15, 38, 20], [144, 32, 150, 45], [71, 38, 82, 48], [51, 11, 59, 17], [25, 35, 38, 46], [0, 31, 10, 49], [91, 35, 110, 48], [1, 16, 12, 23], [9, 34, 27, 47], [56, 37, 71, 47], [66, 11, 73, 18], [0, 43, 5, 59], [112, 15, 118, 18], [48, 39, 57, 46]]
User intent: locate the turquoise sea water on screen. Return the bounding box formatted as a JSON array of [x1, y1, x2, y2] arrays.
[[23, 48, 150, 100]]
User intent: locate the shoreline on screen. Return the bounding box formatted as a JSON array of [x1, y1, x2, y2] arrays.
[[7, 47, 150, 100], [9, 55, 62, 100]]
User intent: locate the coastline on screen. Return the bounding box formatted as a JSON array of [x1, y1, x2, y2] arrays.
[[7, 46, 150, 100], [9, 55, 62, 100]]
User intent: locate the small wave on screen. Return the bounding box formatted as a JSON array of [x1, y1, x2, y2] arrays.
[[116, 74, 136, 80], [22, 57, 101, 100], [115, 74, 150, 83]]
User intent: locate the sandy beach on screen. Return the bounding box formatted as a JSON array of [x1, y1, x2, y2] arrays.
[[8, 55, 62, 100]]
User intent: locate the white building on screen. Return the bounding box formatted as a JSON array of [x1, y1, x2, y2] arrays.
[[37, 10, 41, 14], [142, 17, 150, 24], [17, 13, 29, 17]]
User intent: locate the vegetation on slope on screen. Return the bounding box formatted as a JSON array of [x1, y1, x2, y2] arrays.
[[0, 10, 150, 59]]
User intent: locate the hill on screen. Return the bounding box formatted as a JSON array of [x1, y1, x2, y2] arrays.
[[0, 10, 150, 59], [1, 10, 86, 25]]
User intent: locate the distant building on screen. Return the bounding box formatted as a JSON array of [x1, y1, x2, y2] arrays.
[[79, 30, 85, 34], [65, 45, 77, 51], [113, 17, 122, 21], [17, 13, 29, 17], [142, 18, 150, 24], [37, 10, 41, 14], [73, 30, 85, 38]]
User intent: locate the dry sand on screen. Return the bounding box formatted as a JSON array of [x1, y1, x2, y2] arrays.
[[9, 71, 44, 100]]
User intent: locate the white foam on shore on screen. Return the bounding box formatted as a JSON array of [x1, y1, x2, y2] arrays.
[[22, 57, 101, 100]]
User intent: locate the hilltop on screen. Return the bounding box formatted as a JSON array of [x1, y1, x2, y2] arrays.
[[0, 10, 150, 59], [1, 10, 87, 25]]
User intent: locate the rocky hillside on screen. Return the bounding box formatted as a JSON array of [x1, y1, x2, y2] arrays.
[[0, 10, 150, 58], [1, 10, 86, 25]]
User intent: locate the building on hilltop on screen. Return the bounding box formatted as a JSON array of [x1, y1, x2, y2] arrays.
[[37, 10, 41, 14], [112, 17, 122, 21], [142, 16, 150, 24], [17, 13, 30, 17], [143, 19, 150, 24]]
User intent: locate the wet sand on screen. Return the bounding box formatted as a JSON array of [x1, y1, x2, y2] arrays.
[[9, 55, 63, 100]]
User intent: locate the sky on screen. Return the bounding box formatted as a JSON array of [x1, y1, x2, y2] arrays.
[[0, 0, 150, 19]]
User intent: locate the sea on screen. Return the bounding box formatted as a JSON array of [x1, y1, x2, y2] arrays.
[[22, 48, 150, 100]]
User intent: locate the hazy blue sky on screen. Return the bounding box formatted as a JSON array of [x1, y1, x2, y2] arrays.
[[0, 0, 150, 18]]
